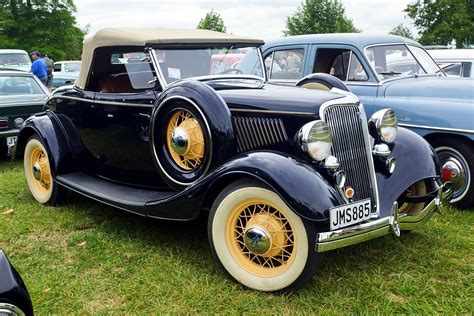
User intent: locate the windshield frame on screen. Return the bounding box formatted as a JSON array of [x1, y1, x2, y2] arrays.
[[147, 44, 266, 89], [363, 43, 445, 83]]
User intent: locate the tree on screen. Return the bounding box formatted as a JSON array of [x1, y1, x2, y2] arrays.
[[284, 0, 360, 36], [0, 0, 85, 60], [197, 9, 227, 33], [389, 23, 414, 39], [405, 0, 473, 48]]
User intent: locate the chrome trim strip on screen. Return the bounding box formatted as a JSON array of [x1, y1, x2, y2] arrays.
[[49, 95, 153, 108], [316, 182, 453, 252], [94, 99, 153, 108], [399, 123, 474, 134], [229, 108, 314, 116], [150, 95, 213, 187], [148, 48, 168, 89]]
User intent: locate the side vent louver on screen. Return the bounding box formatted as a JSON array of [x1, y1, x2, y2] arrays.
[[233, 117, 288, 152]]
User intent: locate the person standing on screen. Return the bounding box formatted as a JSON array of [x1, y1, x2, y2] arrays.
[[30, 51, 48, 86], [44, 54, 54, 90]]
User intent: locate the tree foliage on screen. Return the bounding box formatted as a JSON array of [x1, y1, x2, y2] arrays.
[[0, 0, 85, 60], [284, 0, 360, 36], [197, 9, 227, 33], [389, 23, 414, 39], [405, 0, 473, 48]]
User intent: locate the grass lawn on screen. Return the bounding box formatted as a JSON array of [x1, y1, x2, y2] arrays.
[[1, 159, 473, 314]]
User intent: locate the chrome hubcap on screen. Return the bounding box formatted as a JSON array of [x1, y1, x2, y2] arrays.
[[441, 158, 466, 196], [244, 226, 271, 255], [32, 162, 42, 181], [170, 127, 189, 155]]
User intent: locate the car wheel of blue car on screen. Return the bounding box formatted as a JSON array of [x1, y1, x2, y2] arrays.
[[433, 138, 474, 209], [296, 73, 350, 92], [208, 180, 320, 292], [24, 135, 65, 205]]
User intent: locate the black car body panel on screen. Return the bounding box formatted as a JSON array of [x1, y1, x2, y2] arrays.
[[0, 250, 33, 316]]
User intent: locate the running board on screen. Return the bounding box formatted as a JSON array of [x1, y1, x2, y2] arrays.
[[56, 172, 174, 213]]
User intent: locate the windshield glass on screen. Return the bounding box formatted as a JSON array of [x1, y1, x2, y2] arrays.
[[155, 46, 264, 85], [365, 44, 441, 80], [0, 75, 46, 97], [0, 53, 31, 66], [63, 62, 81, 72]]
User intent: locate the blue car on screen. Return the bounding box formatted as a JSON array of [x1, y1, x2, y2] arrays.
[[262, 34, 474, 208]]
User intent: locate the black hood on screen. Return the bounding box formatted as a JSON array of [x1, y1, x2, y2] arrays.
[[210, 82, 348, 116]]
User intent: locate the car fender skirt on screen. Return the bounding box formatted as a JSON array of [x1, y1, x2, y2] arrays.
[[376, 127, 440, 217], [205, 151, 342, 221], [15, 112, 75, 176]]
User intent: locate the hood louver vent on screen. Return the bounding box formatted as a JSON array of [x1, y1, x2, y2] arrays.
[[233, 116, 288, 152]]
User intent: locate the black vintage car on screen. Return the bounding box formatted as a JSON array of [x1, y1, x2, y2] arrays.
[[15, 28, 452, 292]]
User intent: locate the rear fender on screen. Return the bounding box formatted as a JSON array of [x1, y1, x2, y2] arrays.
[[376, 127, 439, 217], [203, 151, 342, 221]]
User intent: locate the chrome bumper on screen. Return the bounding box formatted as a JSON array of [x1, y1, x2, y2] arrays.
[[315, 182, 453, 252]]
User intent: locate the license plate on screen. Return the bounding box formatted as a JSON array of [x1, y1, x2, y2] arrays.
[[6, 136, 17, 147], [330, 199, 372, 230]]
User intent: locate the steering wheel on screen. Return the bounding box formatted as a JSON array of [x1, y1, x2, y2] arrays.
[[218, 68, 243, 75]]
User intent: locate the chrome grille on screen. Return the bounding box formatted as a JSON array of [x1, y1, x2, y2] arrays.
[[324, 105, 376, 204], [233, 117, 288, 152]]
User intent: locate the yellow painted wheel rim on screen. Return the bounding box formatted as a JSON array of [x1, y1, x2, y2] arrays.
[[399, 181, 426, 214], [301, 82, 330, 91], [166, 110, 205, 171], [25, 140, 53, 203], [225, 199, 297, 277]]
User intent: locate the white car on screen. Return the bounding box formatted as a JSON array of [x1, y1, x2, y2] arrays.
[[53, 60, 81, 73], [428, 49, 474, 78], [0, 49, 31, 72]]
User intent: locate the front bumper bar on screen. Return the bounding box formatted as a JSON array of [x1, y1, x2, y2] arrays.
[[315, 182, 453, 252]]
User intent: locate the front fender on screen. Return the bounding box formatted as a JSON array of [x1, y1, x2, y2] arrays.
[[376, 127, 439, 217], [204, 151, 342, 221], [14, 111, 74, 176]]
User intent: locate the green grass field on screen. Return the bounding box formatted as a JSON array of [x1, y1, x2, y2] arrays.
[[1, 159, 473, 313]]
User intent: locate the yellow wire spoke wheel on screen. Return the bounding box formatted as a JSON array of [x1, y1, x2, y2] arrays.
[[227, 200, 296, 276], [210, 183, 317, 292], [24, 137, 53, 204], [166, 110, 205, 171], [399, 180, 427, 214]]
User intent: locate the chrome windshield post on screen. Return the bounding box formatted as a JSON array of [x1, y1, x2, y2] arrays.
[[146, 47, 168, 90]]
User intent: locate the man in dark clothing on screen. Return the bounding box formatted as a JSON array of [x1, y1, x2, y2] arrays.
[[30, 51, 48, 86], [44, 54, 54, 90]]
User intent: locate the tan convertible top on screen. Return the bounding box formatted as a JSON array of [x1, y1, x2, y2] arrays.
[[76, 28, 264, 89]]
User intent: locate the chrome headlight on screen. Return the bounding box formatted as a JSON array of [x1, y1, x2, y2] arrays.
[[369, 109, 397, 143], [298, 120, 332, 161]]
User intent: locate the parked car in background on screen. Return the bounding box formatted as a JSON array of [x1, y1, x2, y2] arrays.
[[0, 50, 31, 72], [51, 72, 76, 90], [427, 49, 474, 78], [14, 28, 453, 292], [0, 250, 34, 316], [263, 34, 474, 208], [53, 60, 81, 74], [0, 70, 49, 158], [51, 61, 80, 90]]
